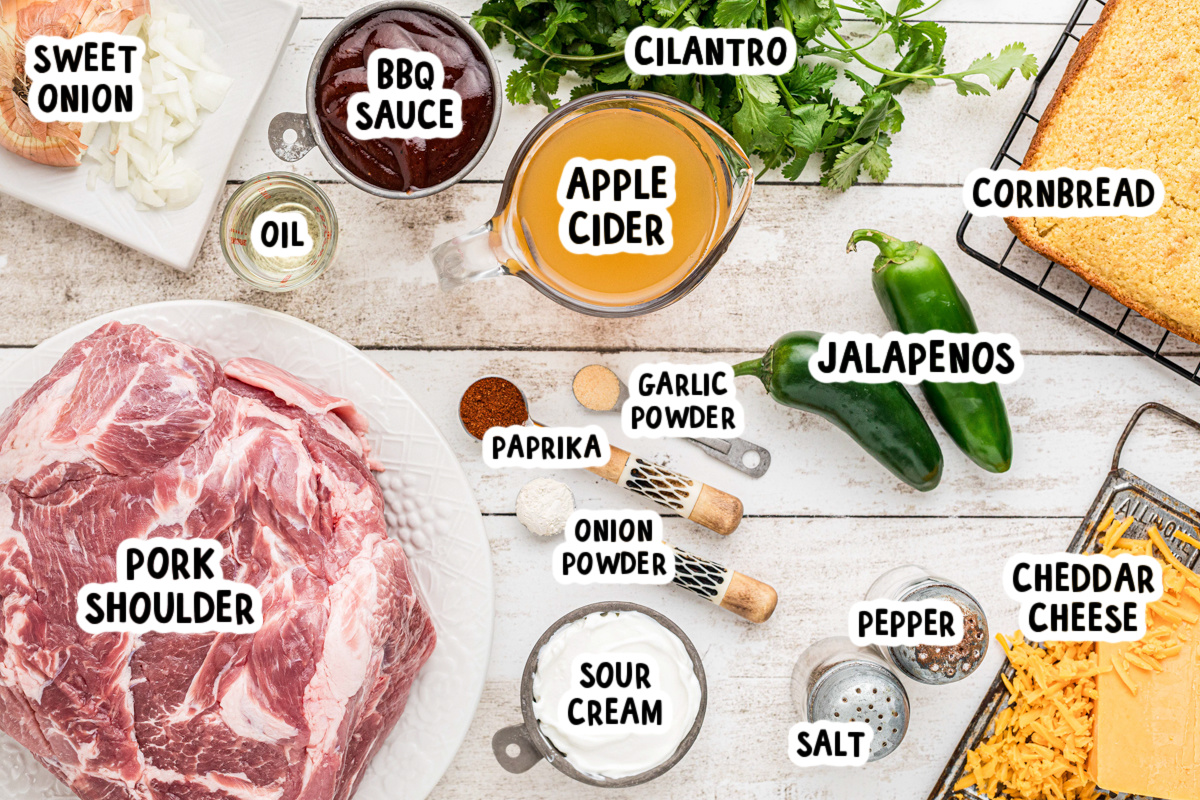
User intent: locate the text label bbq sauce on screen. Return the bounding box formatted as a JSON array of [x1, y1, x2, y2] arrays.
[[316, 10, 495, 192]]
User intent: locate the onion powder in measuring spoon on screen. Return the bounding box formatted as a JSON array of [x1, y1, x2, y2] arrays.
[[531, 610, 702, 779]]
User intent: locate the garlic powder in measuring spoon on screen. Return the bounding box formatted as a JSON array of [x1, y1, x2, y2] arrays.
[[531, 610, 702, 779]]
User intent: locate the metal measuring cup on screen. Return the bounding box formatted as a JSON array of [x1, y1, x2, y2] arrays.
[[571, 364, 772, 478], [492, 602, 707, 786], [267, 0, 503, 199], [460, 376, 745, 535]]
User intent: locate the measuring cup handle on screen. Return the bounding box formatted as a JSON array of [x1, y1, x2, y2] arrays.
[[429, 222, 507, 291], [492, 724, 543, 774], [268, 112, 318, 162]]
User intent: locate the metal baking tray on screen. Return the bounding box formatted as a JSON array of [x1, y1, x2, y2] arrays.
[[955, 0, 1200, 387], [928, 403, 1200, 800]]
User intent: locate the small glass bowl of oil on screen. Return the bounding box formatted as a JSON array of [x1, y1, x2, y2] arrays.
[[220, 172, 338, 291]]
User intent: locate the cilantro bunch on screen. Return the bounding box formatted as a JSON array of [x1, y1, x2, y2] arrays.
[[470, 0, 1038, 189]]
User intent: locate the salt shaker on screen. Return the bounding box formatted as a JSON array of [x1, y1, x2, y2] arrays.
[[865, 565, 989, 685], [790, 637, 910, 762]]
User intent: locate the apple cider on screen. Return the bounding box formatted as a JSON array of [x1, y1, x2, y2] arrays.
[[429, 91, 752, 316], [495, 102, 736, 307]]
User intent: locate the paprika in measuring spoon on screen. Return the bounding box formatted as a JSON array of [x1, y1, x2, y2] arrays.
[[315, 9, 496, 192]]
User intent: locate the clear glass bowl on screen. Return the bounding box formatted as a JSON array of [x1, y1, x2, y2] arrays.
[[220, 172, 338, 292]]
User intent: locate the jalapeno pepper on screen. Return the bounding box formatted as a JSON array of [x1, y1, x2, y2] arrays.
[[848, 229, 1013, 474], [734, 331, 943, 492]]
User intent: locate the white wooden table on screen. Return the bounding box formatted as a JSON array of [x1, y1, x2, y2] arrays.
[[3, 0, 1198, 797]]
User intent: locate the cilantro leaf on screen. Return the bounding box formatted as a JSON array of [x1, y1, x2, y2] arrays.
[[949, 77, 991, 96], [732, 94, 791, 152], [786, 103, 830, 153], [536, 0, 587, 46], [784, 62, 837, 96], [862, 136, 892, 182], [596, 62, 633, 83], [909, 20, 946, 59], [569, 83, 596, 101], [854, 0, 887, 25], [850, 92, 890, 142], [713, 0, 759, 27], [530, 69, 563, 108], [785, 0, 839, 40], [948, 43, 1039, 95], [781, 150, 811, 181], [652, 0, 692, 17], [843, 69, 875, 96], [739, 74, 780, 105], [506, 68, 534, 105], [824, 141, 872, 190]]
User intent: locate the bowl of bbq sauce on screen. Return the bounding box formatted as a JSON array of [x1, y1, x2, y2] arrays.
[[268, 0, 501, 198]]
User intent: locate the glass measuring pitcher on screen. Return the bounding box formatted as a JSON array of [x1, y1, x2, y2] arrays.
[[429, 91, 754, 317]]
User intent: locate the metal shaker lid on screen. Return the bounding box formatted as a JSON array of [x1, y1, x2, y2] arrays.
[[807, 661, 910, 762], [886, 584, 989, 685]]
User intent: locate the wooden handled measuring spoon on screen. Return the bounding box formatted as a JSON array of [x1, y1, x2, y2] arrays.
[[572, 365, 772, 478], [671, 546, 777, 623], [461, 376, 744, 535]]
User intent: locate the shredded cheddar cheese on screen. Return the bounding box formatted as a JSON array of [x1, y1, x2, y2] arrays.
[[955, 512, 1199, 800], [954, 634, 1101, 800], [1098, 517, 1200, 695]]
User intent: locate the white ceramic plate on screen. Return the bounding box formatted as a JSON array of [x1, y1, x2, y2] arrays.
[[0, 301, 493, 800], [0, 0, 300, 271]]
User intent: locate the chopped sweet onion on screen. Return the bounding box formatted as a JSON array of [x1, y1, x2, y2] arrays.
[[85, 5, 232, 210]]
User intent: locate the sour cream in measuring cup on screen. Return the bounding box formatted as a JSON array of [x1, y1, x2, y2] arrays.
[[531, 610, 702, 779]]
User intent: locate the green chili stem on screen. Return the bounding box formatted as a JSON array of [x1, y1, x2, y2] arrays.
[[847, 228, 900, 251], [847, 228, 920, 268], [732, 359, 764, 381]]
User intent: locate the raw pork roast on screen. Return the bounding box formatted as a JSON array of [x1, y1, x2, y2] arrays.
[[0, 322, 436, 800]]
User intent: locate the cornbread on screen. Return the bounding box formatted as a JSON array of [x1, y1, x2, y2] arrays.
[[1007, 0, 1200, 342]]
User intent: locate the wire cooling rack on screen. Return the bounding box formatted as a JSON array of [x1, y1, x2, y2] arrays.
[[956, 0, 1200, 385]]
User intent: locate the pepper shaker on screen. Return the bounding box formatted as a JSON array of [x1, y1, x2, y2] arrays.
[[865, 565, 989, 685]]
